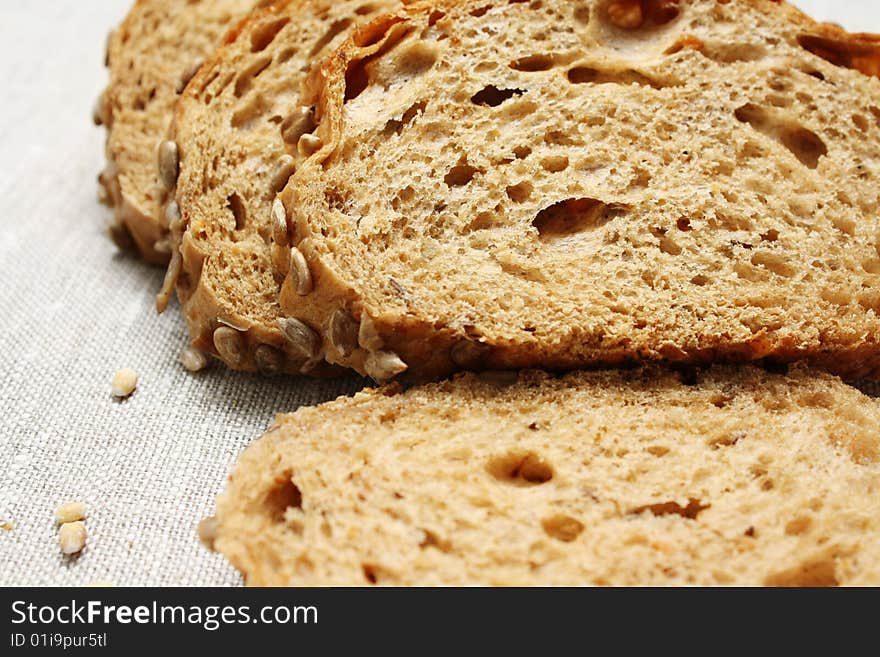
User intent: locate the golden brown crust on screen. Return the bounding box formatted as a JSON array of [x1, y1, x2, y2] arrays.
[[98, 0, 255, 265], [161, 0, 402, 375]]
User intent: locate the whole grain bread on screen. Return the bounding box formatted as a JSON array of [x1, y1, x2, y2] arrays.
[[97, 0, 259, 265], [277, 0, 880, 382], [214, 365, 880, 586], [158, 0, 401, 374]]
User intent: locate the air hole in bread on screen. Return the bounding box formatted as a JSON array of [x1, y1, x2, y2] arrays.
[[227, 193, 247, 231], [384, 101, 427, 136], [603, 0, 680, 31], [573, 4, 590, 24], [231, 93, 269, 129], [852, 113, 870, 132], [541, 515, 585, 542], [751, 251, 795, 278], [785, 515, 813, 536], [797, 32, 880, 78], [444, 164, 480, 187], [345, 60, 370, 102], [264, 471, 302, 523], [541, 155, 569, 172], [532, 198, 622, 240], [510, 53, 556, 71], [506, 181, 533, 203], [310, 19, 353, 58], [419, 528, 451, 551], [470, 5, 492, 18], [250, 17, 290, 53], [708, 430, 745, 450], [690, 274, 710, 286], [513, 145, 532, 159], [471, 85, 525, 107], [629, 498, 708, 519], [396, 41, 439, 76], [734, 103, 827, 169], [486, 451, 553, 486], [362, 563, 379, 584], [566, 66, 667, 89], [234, 56, 272, 98], [764, 555, 840, 587]]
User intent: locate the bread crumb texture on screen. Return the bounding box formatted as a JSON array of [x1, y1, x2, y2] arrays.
[[215, 366, 880, 586], [279, 0, 880, 381], [99, 0, 256, 264], [165, 0, 400, 374]]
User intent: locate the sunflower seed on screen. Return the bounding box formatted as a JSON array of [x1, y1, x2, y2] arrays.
[[56, 502, 86, 525], [153, 238, 171, 255], [180, 347, 208, 373], [157, 140, 179, 190], [197, 517, 218, 551], [358, 314, 384, 351], [272, 197, 289, 245], [281, 106, 316, 145], [213, 327, 245, 367], [270, 154, 296, 193], [277, 318, 321, 359], [111, 368, 138, 398], [289, 247, 313, 295], [297, 133, 323, 157], [254, 344, 284, 375], [329, 309, 359, 357], [177, 60, 203, 94], [156, 250, 181, 313], [163, 200, 181, 230], [218, 316, 250, 332], [364, 351, 408, 382], [59, 521, 87, 555]]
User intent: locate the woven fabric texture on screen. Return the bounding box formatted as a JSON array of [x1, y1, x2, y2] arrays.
[[0, 0, 878, 587]]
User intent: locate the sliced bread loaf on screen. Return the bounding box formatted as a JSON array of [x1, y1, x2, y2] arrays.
[[278, 0, 880, 381], [158, 0, 400, 374], [98, 0, 258, 265], [214, 365, 880, 586]]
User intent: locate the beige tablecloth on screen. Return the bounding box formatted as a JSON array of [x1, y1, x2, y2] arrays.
[[1, 0, 879, 587]]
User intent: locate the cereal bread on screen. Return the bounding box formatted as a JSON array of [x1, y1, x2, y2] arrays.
[[97, 0, 258, 265], [158, 0, 400, 374], [214, 365, 880, 586], [278, 0, 880, 382]]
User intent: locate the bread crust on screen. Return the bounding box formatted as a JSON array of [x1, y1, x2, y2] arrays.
[[98, 0, 257, 265], [215, 364, 880, 586], [160, 0, 401, 374], [277, 0, 880, 382]]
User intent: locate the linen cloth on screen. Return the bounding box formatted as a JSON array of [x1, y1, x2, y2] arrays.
[[0, 0, 878, 587]]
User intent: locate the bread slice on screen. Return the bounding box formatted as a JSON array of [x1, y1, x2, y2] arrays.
[[97, 0, 259, 265], [158, 0, 400, 374], [214, 365, 880, 586], [277, 0, 880, 382]]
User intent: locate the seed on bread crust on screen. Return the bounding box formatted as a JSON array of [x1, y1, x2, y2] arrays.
[[270, 155, 297, 193], [329, 309, 359, 357], [281, 106, 316, 146], [358, 314, 384, 351], [156, 250, 181, 313], [272, 198, 290, 245], [278, 318, 321, 359], [213, 327, 245, 367], [297, 134, 323, 157], [154, 238, 171, 255], [180, 347, 209, 372], [163, 200, 181, 231], [289, 247, 313, 296], [254, 345, 284, 375], [157, 140, 179, 190], [364, 350, 408, 382]]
